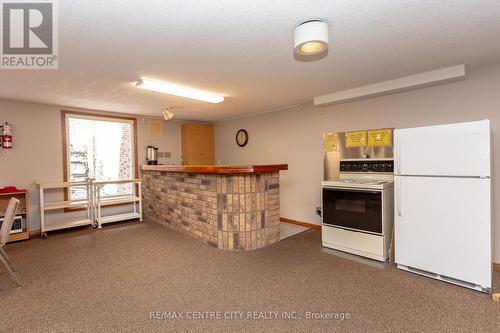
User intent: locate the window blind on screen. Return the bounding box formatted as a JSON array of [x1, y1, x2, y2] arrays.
[[65, 114, 135, 200]]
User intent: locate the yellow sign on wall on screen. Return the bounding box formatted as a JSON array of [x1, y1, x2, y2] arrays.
[[324, 133, 339, 152], [345, 131, 367, 148], [367, 129, 392, 147]]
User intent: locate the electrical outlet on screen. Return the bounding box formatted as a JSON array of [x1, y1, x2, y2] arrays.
[[316, 206, 322, 217]]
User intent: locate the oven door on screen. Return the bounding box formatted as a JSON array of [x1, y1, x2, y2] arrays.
[[322, 187, 382, 234]]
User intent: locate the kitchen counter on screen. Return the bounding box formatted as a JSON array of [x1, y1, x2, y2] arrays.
[[141, 164, 288, 251], [141, 164, 288, 174]]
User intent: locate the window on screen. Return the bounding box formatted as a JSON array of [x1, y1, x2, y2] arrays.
[[63, 112, 137, 200]]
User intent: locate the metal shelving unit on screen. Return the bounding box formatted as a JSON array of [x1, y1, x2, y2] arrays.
[[38, 180, 95, 239], [93, 179, 143, 229], [38, 178, 143, 238]]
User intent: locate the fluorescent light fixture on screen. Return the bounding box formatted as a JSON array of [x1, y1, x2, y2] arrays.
[[136, 78, 224, 104]]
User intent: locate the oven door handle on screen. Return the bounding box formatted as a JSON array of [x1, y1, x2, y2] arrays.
[[322, 187, 381, 194], [396, 177, 402, 217]]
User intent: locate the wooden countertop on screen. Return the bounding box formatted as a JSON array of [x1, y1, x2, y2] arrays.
[[141, 164, 288, 174]]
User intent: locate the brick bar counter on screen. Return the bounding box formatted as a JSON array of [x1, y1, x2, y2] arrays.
[[141, 164, 288, 251]]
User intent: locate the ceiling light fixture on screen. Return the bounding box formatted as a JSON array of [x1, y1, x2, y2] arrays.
[[162, 107, 174, 121], [294, 20, 329, 56], [136, 78, 224, 104]]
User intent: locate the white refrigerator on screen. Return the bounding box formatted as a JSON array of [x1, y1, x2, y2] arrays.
[[394, 119, 491, 292]]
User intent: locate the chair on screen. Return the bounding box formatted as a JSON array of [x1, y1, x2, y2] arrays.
[[0, 198, 21, 286]]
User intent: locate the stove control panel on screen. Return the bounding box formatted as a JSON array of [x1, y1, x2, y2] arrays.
[[340, 160, 394, 173]]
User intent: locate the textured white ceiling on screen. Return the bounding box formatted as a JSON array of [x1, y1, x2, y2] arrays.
[[1, 0, 500, 122]]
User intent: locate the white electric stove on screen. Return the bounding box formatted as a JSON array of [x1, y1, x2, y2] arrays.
[[321, 160, 394, 261]]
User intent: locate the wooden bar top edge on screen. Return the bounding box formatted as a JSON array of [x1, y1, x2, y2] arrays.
[[141, 164, 288, 174]]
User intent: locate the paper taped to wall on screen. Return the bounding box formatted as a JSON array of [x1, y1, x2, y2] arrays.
[[345, 131, 366, 148], [367, 129, 391, 147], [324, 133, 339, 152]]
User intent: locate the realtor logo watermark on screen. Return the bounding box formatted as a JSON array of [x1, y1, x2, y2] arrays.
[[1, 0, 58, 69]]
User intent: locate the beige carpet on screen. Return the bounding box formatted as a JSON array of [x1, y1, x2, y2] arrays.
[[1, 220, 499, 332]]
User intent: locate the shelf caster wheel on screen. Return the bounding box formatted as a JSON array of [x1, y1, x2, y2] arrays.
[[91, 223, 99, 230], [42, 233, 48, 240]]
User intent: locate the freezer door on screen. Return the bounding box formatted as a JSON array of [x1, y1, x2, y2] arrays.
[[395, 176, 491, 288], [394, 120, 490, 177]]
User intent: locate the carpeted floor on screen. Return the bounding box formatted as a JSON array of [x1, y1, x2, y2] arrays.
[[280, 222, 310, 240], [1, 220, 499, 332]]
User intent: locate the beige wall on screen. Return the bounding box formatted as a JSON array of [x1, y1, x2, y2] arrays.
[[214, 62, 500, 261], [0, 99, 183, 231]]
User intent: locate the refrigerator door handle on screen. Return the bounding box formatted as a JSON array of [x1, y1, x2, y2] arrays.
[[396, 177, 402, 217]]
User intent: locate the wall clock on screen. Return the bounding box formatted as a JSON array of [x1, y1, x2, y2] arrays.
[[236, 129, 248, 147]]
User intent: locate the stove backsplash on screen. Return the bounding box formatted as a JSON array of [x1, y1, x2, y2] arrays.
[[324, 128, 394, 180], [339, 160, 394, 173]]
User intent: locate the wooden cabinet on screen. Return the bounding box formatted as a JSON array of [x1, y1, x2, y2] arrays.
[[0, 191, 30, 243], [181, 124, 215, 165]]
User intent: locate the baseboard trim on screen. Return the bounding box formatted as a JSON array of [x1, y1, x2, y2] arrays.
[[280, 217, 321, 230]]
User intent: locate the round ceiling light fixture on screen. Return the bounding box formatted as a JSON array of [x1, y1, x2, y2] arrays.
[[294, 20, 329, 56]]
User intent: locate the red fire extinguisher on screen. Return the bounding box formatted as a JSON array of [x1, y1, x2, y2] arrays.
[[0, 122, 13, 149]]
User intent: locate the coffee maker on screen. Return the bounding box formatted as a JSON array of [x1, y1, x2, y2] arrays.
[[146, 146, 158, 165]]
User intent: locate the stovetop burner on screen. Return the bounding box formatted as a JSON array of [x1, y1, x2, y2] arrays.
[[323, 160, 394, 190], [322, 178, 393, 190], [340, 179, 388, 184]]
